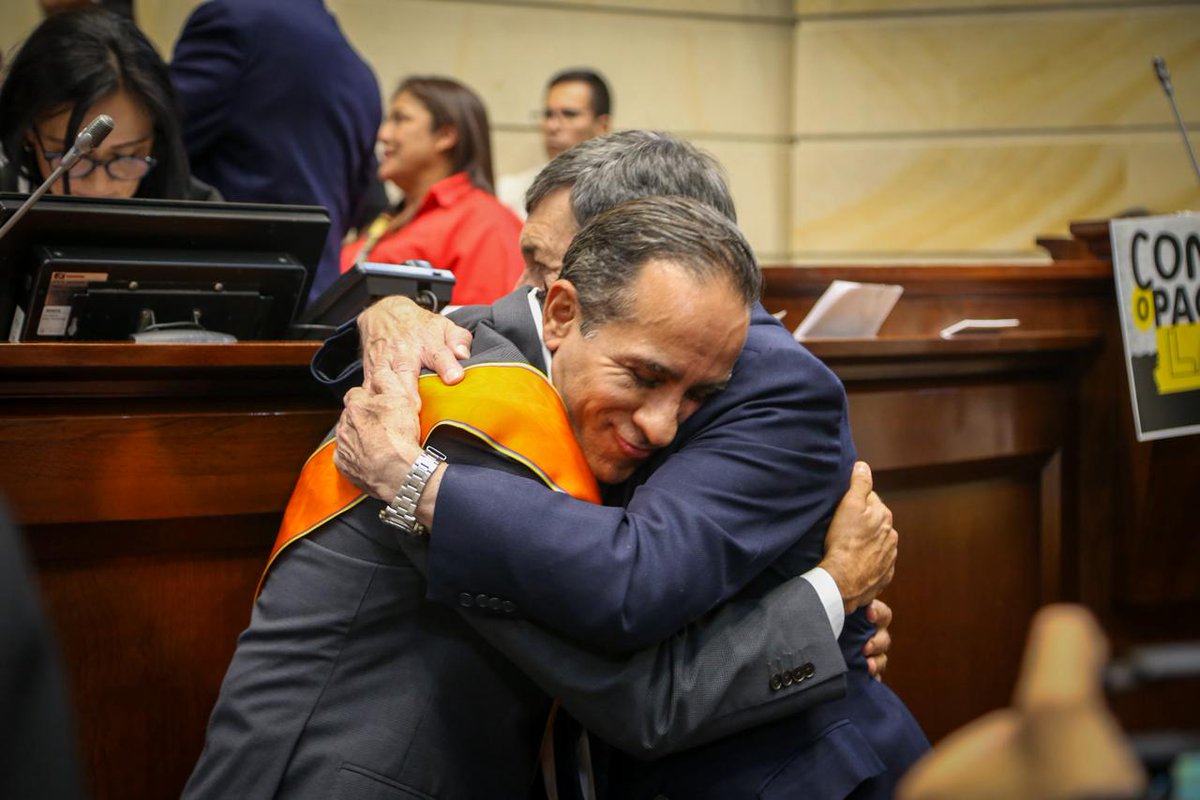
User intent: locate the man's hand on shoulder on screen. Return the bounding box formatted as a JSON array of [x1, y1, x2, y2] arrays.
[[334, 369, 424, 501], [358, 295, 474, 402], [819, 461, 898, 617]]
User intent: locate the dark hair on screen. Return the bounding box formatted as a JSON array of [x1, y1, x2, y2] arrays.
[[396, 76, 496, 194], [560, 195, 760, 335], [0, 8, 191, 198], [547, 69, 612, 118], [525, 130, 736, 224]]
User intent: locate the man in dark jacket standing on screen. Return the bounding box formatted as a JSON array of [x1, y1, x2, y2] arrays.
[[170, 0, 381, 302]]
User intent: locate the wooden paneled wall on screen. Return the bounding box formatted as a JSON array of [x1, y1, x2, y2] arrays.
[[807, 333, 1091, 742]]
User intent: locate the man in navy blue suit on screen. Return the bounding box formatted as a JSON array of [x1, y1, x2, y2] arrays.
[[325, 131, 928, 798], [170, 0, 381, 302]]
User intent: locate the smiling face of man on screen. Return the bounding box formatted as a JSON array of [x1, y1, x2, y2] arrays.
[[542, 259, 749, 484]]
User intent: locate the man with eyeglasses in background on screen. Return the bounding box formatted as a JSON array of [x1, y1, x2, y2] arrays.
[[497, 68, 612, 219]]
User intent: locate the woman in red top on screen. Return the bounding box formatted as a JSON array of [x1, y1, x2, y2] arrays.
[[340, 76, 523, 305]]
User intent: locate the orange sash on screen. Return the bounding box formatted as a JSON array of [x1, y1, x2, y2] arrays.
[[260, 362, 600, 594]]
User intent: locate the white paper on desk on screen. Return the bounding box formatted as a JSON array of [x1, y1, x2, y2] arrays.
[[939, 318, 1020, 339], [793, 280, 903, 339]]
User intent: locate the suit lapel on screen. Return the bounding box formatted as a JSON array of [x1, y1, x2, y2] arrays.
[[489, 289, 547, 374]]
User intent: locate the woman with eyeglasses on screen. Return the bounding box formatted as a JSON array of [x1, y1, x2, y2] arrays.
[[0, 7, 217, 201]]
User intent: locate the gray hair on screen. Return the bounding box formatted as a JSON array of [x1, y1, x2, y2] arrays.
[[525, 130, 737, 224], [559, 195, 761, 335]]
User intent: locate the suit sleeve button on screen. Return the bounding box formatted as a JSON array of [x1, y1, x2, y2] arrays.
[[781, 672, 794, 687], [458, 593, 474, 608], [769, 674, 783, 691], [476, 594, 490, 608], [803, 662, 816, 679], [501, 600, 516, 614]]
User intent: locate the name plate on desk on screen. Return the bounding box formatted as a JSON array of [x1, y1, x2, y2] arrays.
[[1110, 213, 1200, 441], [792, 279, 903, 338]]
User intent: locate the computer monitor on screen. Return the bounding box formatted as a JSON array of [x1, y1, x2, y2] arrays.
[[0, 193, 328, 342]]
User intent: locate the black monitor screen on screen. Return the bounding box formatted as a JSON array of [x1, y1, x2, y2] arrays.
[[0, 193, 328, 342]]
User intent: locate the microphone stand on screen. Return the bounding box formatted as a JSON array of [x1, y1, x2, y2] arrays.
[[0, 115, 115, 243], [1154, 56, 1200, 186], [0, 159, 76, 243]]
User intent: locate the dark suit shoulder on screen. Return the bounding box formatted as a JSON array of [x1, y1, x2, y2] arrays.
[[451, 289, 546, 373], [740, 306, 845, 395], [679, 306, 848, 440]]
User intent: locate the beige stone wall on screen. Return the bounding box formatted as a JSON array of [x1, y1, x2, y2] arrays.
[[791, 0, 1200, 262], [3, 0, 1197, 263]]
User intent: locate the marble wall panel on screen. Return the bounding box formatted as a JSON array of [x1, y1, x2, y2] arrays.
[[793, 5, 1200, 135], [7, 0, 792, 141], [6, 0, 1191, 261], [135, 0, 202, 56], [491, 129, 548, 178], [494, 129, 791, 258], [787, 2, 1199, 259], [795, 0, 1159, 14], [701, 137, 793, 260], [789, 133, 1200, 259], [324, 0, 793, 138], [499, 0, 792, 19], [327, 0, 794, 255], [0, 5, 44, 56]]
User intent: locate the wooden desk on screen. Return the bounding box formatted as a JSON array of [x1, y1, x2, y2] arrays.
[[0, 342, 338, 800], [768, 260, 1200, 741], [806, 332, 1097, 742]]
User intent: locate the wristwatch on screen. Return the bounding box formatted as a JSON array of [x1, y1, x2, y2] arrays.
[[378, 446, 447, 536]]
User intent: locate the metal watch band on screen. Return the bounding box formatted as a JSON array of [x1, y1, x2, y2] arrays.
[[378, 446, 447, 536]]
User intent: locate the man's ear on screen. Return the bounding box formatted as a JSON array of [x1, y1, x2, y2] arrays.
[[433, 124, 458, 156], [594, 114, 612, 136], [542, 279, 580, 353]]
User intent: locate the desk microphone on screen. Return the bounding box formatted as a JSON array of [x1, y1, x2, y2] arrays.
[[1153, 56, 1200, 186], [0, 114, 115, 243]]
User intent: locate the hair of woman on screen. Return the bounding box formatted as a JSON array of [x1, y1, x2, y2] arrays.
[[0, 7, 191, 198], [394, 76, 496, 195]]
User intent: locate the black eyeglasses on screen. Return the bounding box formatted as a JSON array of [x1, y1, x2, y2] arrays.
[[34, 126, 157, 183], [41, 148, 158, 181]]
